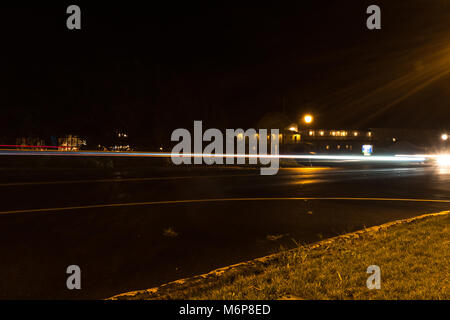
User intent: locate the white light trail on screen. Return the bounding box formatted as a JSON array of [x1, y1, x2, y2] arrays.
[[0, 150, 427, 162]]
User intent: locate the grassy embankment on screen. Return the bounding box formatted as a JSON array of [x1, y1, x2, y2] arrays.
[[112, 212, 449, 300]]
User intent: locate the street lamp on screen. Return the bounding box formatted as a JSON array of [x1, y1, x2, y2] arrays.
[[303, 114, 313, 124], [441, 133, 448, 141]]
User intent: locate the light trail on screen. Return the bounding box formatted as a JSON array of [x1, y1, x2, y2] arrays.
[[396, 154, 450, 167], [0, 173, 258, 187], [0, 150, 427, 162], [396, 154, 441, 158], [0, 144, 61, 149], [0, 197, 449, 216]]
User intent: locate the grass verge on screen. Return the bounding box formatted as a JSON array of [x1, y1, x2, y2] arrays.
[[110, 211, 449, 300]]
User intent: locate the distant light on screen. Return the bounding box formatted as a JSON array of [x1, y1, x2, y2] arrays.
[[441, 133, 449, 141], [392, 138, 397, 142], [289, 127, 297, 132], [437, 154, 450, 167], [303, 114, 313, 124], [362, 145, 373, 156]]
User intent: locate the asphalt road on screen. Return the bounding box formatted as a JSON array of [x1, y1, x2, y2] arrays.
[[0, 163, 449, 299]]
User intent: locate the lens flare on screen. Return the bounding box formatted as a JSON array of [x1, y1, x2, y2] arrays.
[[437, 155, 450, 167]]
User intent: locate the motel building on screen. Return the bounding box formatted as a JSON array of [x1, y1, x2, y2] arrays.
[[277, 125, 374, 154], [275, 126, 443, 155]]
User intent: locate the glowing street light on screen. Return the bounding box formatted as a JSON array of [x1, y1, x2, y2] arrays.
[[287, 124, 298, 132], [441, 133, 449, 141], [303, 114, 313, 124]]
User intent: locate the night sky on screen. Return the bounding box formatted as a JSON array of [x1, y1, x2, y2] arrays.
[[1, 1, 449, 147]]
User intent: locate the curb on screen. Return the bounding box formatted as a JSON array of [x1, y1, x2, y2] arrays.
[[108, 210, 449, 300]]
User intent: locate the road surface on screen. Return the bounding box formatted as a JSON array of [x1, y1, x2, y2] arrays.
[[0, 163, 449, 299]]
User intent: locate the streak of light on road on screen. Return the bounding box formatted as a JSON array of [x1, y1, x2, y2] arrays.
[[0, 150, 427, 162], [0, 197, 449, 216]]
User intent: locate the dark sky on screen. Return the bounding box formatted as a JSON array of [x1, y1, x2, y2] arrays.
[[1, 1, 449, 145]]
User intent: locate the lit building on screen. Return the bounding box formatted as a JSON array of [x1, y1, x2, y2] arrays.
[[58, 135, 86, 151], [15, 137, 46, 151], [253, 121, 445, 155], [110, 130, 131, 151], [304, 129, 372, 153], [291, 127, 443, 154]]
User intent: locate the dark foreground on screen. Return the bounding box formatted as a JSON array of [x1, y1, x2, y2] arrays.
[[0, 161, 449, 299]]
